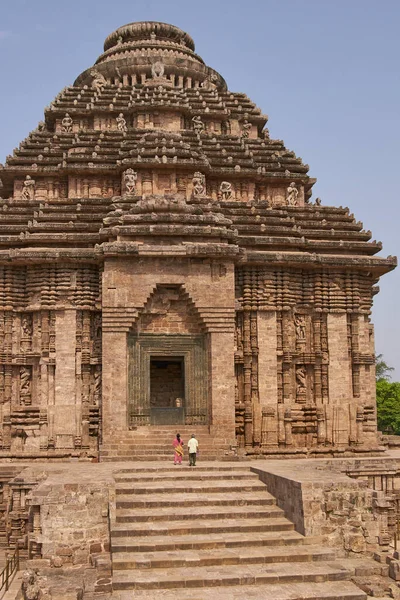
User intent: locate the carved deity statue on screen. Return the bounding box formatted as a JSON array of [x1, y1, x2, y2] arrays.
[[241, 119, 252, 139], [192, 115, 205, 135], [20, 367, 31, 395], [123, 168, 137, 195], [61, 113, 73, 133], [219, 181, 233, 200], [21, 175, 35, 200], [192, 171, 206, 196], [286, 182, 299, 207], [294, 314, 306, 340], [116, 113, 128, 133], [21, 315, 33, 337], [315, 197, 322, 206], [296, 366, 306, 394], [90, 69, 107, 90], [151, 61, 165, 79]]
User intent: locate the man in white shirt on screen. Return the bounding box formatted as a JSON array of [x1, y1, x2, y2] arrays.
[[187, 434, 199, 466]]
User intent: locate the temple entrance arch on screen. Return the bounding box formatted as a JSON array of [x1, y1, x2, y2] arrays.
[[128, 284, 208, 428]]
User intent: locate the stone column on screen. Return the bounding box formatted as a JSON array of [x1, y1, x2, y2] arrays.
[[257, 311, 278, 448], [208, 331, 236, 445], [101, 331, 128, 441], [327, 313, 352, 448], [53, 310, 77, 447]]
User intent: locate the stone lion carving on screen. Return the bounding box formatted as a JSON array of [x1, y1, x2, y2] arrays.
[[151, 61, 165, 79]]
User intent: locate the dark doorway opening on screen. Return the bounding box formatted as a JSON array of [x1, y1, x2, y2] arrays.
[[150, 357, 185, 425]]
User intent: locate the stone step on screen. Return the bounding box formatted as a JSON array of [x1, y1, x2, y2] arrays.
[[115, 465, 250, 473], [112, 545, 336, 570], [111, 530, 304, 553], [116, 504, 283, 523], [116, 491, 276, 509], [112, 516, 292, 538], [112, 560, 351, 590], [102, 454, 231, 462], [114, 470, 257, 482], [115, 481, 267, 495], [114, 580, 367, 599]]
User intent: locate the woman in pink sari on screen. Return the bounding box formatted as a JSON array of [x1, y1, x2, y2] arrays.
[[173, 433, 184, 465]]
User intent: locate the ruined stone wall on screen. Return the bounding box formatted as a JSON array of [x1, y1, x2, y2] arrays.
[[235, 266, 378, 454]]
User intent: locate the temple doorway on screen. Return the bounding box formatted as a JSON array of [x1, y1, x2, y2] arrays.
[[150, 356, 185, 425]]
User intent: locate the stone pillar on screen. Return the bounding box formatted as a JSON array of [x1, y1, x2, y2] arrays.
[[258, 311, 278, 408], [208, 331, 236, 445], [327, 313, 352, 447], [101, 331, 128, 441], [53, 310, 77, 447], [258, 311, 278, 448]]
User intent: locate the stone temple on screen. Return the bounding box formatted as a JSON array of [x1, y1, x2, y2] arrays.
[[0, 20, 396, 462]]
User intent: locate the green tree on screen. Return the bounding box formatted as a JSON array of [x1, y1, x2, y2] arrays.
[[375, 353, 394, 381], [375, 355, 400, 434]]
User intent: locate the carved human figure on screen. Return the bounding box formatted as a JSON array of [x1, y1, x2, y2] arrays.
[[151, 61, 165, 79], [21, 176, 35, 200], [296, 366, 306, 394], [20, 367, 31, 395], [116, 113, 128, 133], [21, 315, 32, 337], [294, 314, 306, 340], [286, 182, 299, 206], [192, 171, 206, 196], [315, 197, 322, 206], [90, 69, 107, 90], [94, 369, 101, 401], [61, 113, 73, 133], [192, 115, 205, 134], [123, 168, 137, 194], [241, 119, 252, 139], [219, 181, 233, 200]]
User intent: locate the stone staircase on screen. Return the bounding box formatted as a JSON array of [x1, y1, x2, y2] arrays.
[[101, 426, 235, 461], [110, 465, 367, 599]]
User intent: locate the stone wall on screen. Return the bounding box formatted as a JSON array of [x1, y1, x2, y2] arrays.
[[252, 459, 390, 558]]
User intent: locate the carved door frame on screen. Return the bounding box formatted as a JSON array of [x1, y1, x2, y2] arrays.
[[128, 333, 208, 427]]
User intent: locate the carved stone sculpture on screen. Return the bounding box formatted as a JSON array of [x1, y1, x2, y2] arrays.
[[151, 61, 165, 79], [122, 168, 137, 195], [90, 69, 107, 90], [21, 175, 35, 200], [219, 181, 233, 200], [286, 182, 299, 206], [241, 119, 252, 139], [296, 366, 306, 394], [20, 367, 31, 395], [192, 172, 206, 196], [61, 113, 73, 133], [192, 115, 205, 134], [116, 113, 128, 133], [294, 314, 306, 340]]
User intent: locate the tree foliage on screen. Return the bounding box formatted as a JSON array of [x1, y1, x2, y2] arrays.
[[375, 355, 400, 434], [375, 353, 394, 381]]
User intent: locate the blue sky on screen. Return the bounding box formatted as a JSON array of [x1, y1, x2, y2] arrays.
[[1, 0, 399, 377]]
